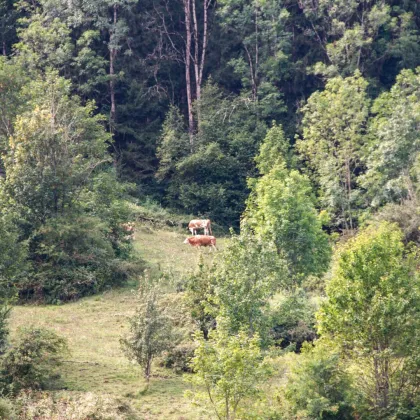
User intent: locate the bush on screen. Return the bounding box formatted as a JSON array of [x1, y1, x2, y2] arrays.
[[14, 390, 135, 419], [1, 327, 68, 394], [160, 342, 197, 373], [20, 215, 143, 303], [282, 343, 354, 419], [270, 290, 317, 351], [0, 397, 16, 419]]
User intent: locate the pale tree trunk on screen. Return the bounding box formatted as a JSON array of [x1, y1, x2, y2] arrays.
[[183, 0, 194, 151], [192, 0, 211, 101], [109, 4, 118, 131], [2, 41, 6, 56]]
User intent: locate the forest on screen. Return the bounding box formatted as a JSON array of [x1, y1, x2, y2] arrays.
[[0, 0, 420, 418]]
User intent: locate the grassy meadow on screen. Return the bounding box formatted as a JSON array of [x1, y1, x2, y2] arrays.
[[9, 224, 227, 419]]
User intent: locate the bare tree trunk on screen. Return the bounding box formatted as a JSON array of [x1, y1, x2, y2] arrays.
[[199, 0, 210, 93], [109, 4, 118, 131], [2, 41, 6, 56], [192, 0, 200, 100], [183, 0, 194, 151]]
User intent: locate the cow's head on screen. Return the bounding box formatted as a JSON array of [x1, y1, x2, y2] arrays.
[[183, 238, 190, 244]]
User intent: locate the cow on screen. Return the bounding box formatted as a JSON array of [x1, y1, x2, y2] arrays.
[[183, 235, 217, 251], [188, 219, 212, 236]]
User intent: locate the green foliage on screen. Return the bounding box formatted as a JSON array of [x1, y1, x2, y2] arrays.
[[213, 232, 287, 338], [0, 215, 27, 297], [0, 397, 16, 420], [22, 215, 133, 303], [270, 290, 317, 351], [184, 257, 217, 340], [2, 72, 111, 230], [318, 222, 420, 415], [121, 285, 179, 383], [1, 327, 68, 394], [300, 0, 420, 79], [298, 72, 370, 230], [0, 58, 28, 162], [187, 328, 271, 420], [160, 342, 197, 374], [15, 10, 74, 74], [282, 343, 354, 419], [217, 0, 290, 112], [362, 68, 420, 207], [246, 125, 331, 281], [157, 82, 267, 226]]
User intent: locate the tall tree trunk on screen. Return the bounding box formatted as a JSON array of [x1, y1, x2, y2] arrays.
[[109, 4, 118, 131], [192, 0, 200, 100], [183, 0, 194, 151], [2, 41, 6, 56]]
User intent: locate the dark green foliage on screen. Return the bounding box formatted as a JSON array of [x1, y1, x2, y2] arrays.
[[157, 82, 267, 226], [283, 344, 354, 419], [270, 290, 317, 352], [22, 215, 135, 303], [0, 215, 28, 298], [160, 343, 196, 373], [1, 327, 68, 394]]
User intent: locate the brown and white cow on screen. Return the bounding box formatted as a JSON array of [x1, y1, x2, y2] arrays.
[[184, 235, 217, 250], [188, 219, 212, 236]]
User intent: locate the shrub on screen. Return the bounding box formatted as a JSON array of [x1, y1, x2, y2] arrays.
[[19, 215, 142, 303], [121, 286, 180, 384], [1, 327, 68, 394], [270, 289, 317, 351], [14, 390, 135, 419], [0, 397, 16, 419], [282, 343, 354, 419], [160, 342, 197, 373]]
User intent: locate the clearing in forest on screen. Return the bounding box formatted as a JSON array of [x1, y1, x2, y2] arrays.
[[10, 226, 225, 419]]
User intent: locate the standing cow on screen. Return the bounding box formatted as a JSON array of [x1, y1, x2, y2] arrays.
[[188, 219, 212, 236], [184, 235, 217, 251]]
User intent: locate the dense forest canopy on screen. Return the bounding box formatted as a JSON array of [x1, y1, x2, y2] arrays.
[[2, 0, 420, 227], [1, 0, 420, 418]]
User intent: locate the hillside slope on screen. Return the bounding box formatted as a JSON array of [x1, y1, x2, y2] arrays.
[[10, 225, 225, 419]]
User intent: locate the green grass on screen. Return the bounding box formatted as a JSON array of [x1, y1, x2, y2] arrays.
[[9, 224, 226, 419]]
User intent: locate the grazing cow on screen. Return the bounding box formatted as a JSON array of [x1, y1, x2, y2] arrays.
[[188, 219, 212, 236], [184, 235, 217, 250]]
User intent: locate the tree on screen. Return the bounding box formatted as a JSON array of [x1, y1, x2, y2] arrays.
[[0, 58, 28, 170], [187, 328, 271, 420], [245, 124, 331, 281], [317, 222, 420, 415], [362, 68, 420, 207], [120, 285, 179, 384], [156, 81, 267, 226], [283, 343, 353, 419], [1, 327, 68, 393], [217, 0, 290, 105], [298, 72, 370, 230], [211, 232, 287, 338], [0, 0, 18, 56], [2, 72, 111, 230], [298, 0, 420, 79]]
